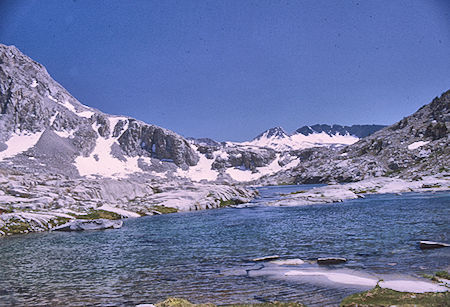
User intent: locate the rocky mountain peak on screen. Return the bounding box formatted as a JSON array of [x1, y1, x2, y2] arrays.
[[295, 124, 386, 138], [254, 126, 289, 140]]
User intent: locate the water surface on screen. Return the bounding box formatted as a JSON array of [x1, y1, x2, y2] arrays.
[[1, 186, 449, 306]]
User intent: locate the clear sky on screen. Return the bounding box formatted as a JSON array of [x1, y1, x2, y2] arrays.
[[1, 0, 449, 141]]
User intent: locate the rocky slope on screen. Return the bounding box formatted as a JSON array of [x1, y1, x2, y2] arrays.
[[0, 44, 199, 179], [185, 124, 385, 183]]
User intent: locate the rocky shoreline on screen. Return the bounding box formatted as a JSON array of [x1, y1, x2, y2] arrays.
[[265, 174, 450, 207], [1, 172, 449, 236], [0, 168, 257, 236]]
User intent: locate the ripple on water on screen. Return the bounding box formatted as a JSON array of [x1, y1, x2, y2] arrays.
[[0, 187, 449, 306]]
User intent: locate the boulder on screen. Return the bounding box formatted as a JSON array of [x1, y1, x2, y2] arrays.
[[317, 257, 347, 265], [419, 241, 450, 249], [52, 219, 123, 231]]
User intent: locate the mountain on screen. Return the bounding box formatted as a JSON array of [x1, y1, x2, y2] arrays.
[[296, 124, 386, 138], [254, 126, 289, 139], [0, 44, 199, 179], [257, 90, 450, 185], [240, 124, 385, 152]]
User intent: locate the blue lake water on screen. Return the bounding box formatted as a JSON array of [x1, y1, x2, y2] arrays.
[[0, 185, 449, 306]]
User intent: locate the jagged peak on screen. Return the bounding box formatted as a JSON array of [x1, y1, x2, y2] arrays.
[[253, 126, 289, 140], [295, 124, 386, 138]]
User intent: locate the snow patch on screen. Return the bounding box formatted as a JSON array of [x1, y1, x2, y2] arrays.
[[226, 155, 300, 182], [54, 130, 75, 139], [408, 141, 430, 150], [379, 280, 448, 293], [49, 111, 59, 125], [47, 94, 58, 103], [285, 270, 377, 287], [285, 270, 448, 292], [176, 149, 219, 181], [74, 117, 142, 178], [0, 131, 43, 161], [241, 131, 358, 151], [271, 259, 305, 265], [76, 110, 95, 118]]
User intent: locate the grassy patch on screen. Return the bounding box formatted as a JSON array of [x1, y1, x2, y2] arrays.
[[0, 219, 30, 235], [435, 270, 450, 280], [228, 303, 305, 307], [48, 217, 71, 227], [156, 298, 213, 307], [74, 210, 122, 220], [152, 187, 163, 193], [0, 207, 14, 214], [421, 184, 442, 189], [340, 285, 450, 307], [218, 199, 242, 208], [154, 298, 305, 307], [152, 205, 178, 214], [280, 190, 306, 196], [349, 188, 378, 194]]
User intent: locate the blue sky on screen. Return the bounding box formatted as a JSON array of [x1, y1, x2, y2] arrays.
[[1, 0, 449, 141]]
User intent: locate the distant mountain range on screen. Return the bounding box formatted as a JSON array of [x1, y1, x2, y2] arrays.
[[238, 124, 386, 151]]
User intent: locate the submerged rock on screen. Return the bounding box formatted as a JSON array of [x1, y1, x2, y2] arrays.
[[419, 241, 450, 249], [270, 258, 305, 265], [52, 219, 123, 231], [317, 257, 347, 265]]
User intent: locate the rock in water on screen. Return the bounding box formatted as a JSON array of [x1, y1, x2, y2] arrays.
[[419, 241, 450, 249], [252, 255, 280, 262], [53, 219, 123, 231], [317, 257, 347, 265]]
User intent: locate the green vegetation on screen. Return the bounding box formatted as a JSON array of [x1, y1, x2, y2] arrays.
[[152, 205, 178, 214], [340, 285, 450, 307], [228, 303, 305, 307], [0, 219, 30, 235], [73, 209, 122, 220], [422, 270, 450, 282], [280, 190, 306, 196], [48, 217, 71, 227], [154, 298, 305, 307], [156, 298, 214, 307], [349, 187, 378, 194], [152, 186, 163, 193], [218, 199, 242, 208], [435, 270, 450, 280], [421, 184, 441, 189], [0, 207, 14, 214], [421, 273, 440, 282]]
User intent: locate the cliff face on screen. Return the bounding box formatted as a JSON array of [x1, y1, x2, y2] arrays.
[[0, 44, 198, 177]]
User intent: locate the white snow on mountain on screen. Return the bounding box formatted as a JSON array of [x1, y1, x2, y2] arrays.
[[408, 140, 430, 150], [0, 131, 44, 161], [73, 116, 140, 178], [240, 130, 358, 151], [225, 154, 300, 181], [176, 148, 219, 181]]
